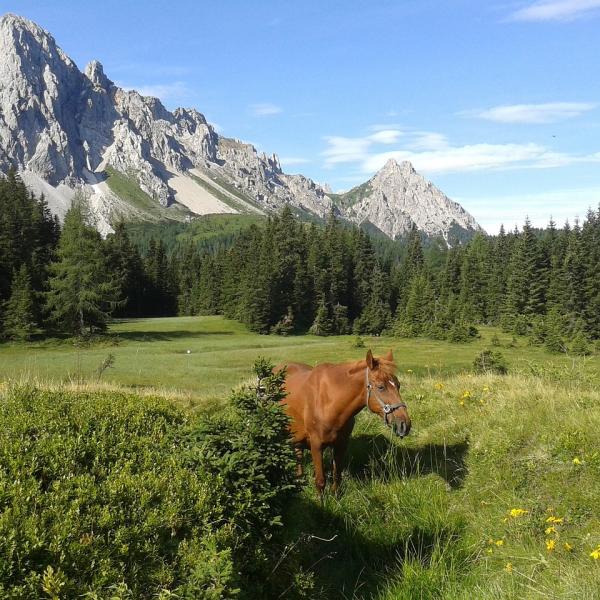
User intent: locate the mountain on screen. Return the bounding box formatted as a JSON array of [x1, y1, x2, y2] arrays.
[[329, 159, 482, 244], [0, 13, 481, 242]]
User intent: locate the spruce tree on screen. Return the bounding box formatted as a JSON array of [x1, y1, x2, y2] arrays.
[[45, 199, 122, 336], [3, 264, 37, 340]]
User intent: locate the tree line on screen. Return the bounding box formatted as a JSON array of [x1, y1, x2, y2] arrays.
[[1, 171, 599, 353]]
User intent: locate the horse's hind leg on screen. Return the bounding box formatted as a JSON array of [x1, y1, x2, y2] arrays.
[[294, 445, 304, 477]]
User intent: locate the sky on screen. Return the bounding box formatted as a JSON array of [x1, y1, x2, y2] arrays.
[[2, 0, 600, 233]]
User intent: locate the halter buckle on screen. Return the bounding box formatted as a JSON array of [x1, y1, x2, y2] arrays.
[[383, 404, 392, 414]]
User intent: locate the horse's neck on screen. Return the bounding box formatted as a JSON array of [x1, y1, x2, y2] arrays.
[[332, 362, 368, 423]]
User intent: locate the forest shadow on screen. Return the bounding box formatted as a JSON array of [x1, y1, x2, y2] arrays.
[[345, 435, 469, 490], [279, 494, 463, 599], [115, 329, 235, 342]]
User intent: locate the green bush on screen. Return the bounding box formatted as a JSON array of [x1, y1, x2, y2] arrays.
[[473, 349, 508, 374], [0, 360, 299, 598], [447, 321, 479, 343]]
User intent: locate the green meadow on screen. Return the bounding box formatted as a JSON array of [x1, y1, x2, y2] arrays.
[[1, 316, 600, 598]]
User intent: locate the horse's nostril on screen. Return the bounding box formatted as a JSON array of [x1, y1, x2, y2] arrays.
[[397, 421, 407, 436]]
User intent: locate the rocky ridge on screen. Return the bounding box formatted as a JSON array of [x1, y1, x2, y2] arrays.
[[0, 13, 481, 241]]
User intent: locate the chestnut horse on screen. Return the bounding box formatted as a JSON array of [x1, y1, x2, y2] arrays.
[[277, 350, 411, 494]]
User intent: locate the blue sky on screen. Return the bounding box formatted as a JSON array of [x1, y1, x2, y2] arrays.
[[2, 0, 600, 232]]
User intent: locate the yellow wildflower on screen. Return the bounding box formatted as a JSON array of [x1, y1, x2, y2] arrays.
[[483, 386, 490, 392], [546, 516, 563, 524], [462, 390, 472, 399], [495, 539, 504, 546], [591, 546, 600, 560], [509, 508, 528, 518], [434, 382, 444, 390], [545, 526, 557, 535], [546, 539, 556, 552], [459, 400, 465, 406], [504, 562, 513, 573], [487, 548, 493, 554], [564, 543, 573, 552], [573, 457, 582, 465]]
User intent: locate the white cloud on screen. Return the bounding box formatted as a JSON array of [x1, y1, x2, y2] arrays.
[[322, 130, 600, 175], [122, 81, 191, 102], [464, 102, 597, 123], [510, 0, 600, 21], [322, 136, 373, 165], [368, 129, 403, 144], [410, 132, 450, 150], [249, 103, 283, 117], [279, 156, 311, 167]]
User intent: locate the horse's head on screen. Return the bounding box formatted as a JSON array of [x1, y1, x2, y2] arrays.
[[365, 349, 411, 438]]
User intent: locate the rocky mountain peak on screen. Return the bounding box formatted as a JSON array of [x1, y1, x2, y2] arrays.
[[0, 13, 482, 244], [84, 60, 112, 89], [375, 158, 415, 179]]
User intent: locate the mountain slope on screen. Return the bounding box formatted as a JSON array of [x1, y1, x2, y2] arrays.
[[0, 13, 481, 242], [331, 159, 482, 243]]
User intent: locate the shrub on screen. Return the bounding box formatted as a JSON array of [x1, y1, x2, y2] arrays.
[[473, 349, 508, 374], [0, 359, 299, 598], [570, 331, 591, 356], [351, 335, 366, 348], [271, 306, 295, 336], [447, 322, 479, 343]]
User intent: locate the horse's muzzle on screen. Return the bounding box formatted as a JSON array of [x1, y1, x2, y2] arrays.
[[393, 419, 410, 438]]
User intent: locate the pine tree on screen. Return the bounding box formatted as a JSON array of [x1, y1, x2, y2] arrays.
[[353, 265, 392, 335], [309, 297, 335, 336], [45, 199, 122, 336], [3, 264, 37, 340], [104, 222, 146, 317]]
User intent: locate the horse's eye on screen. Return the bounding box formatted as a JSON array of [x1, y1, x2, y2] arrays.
[[377, 385, 385, 391]]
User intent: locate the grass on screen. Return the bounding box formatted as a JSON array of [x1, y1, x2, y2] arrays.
[[1, 316, 599, 598], [104, 166, 192, 222]]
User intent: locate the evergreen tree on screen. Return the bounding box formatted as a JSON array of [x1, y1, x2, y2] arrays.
[[3, 264, 37, 340], [353, 265, 392, 335], [104, 222, 146, 317], [45, 199, 122, 336]]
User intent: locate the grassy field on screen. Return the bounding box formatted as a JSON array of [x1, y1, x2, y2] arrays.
[[1, 316, 600, 598]]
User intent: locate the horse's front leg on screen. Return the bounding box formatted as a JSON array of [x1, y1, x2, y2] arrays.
[[294, 445, 304, 477], [310, 442, 326, 497], [331, 436, 350, 494], [332, 420, 354, 494]]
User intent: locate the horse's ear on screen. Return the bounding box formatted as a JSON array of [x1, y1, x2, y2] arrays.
[[366, 349, 376, 370], [384, 349, 394, 362]]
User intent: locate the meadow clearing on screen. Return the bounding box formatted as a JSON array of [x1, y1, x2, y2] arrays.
[[1, 316, 600, 598]]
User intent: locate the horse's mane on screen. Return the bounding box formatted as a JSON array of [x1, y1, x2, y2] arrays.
[[346, 356, 397, 377], [376, 358, 397, 378]]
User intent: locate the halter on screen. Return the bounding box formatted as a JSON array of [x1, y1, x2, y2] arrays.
[[365, 367, 407, 426]]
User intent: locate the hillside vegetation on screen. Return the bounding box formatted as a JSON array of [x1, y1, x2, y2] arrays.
[[1, 316, 599, 598]]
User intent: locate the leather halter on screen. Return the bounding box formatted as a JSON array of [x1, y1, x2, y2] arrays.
[[365, 367, 407, 426]]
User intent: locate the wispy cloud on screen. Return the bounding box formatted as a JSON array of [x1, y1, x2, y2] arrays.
[[280, 156, 311, 167], [510, 0, 600, 22], [322, 128, 600, 174], [368, 129, 403, 144], [120, 81, 191, 103], [463, 102, 597, 123], [249, 103, 283, 117]]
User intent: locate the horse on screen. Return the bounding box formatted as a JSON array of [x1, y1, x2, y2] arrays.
[[276, 349, 411, 494]]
